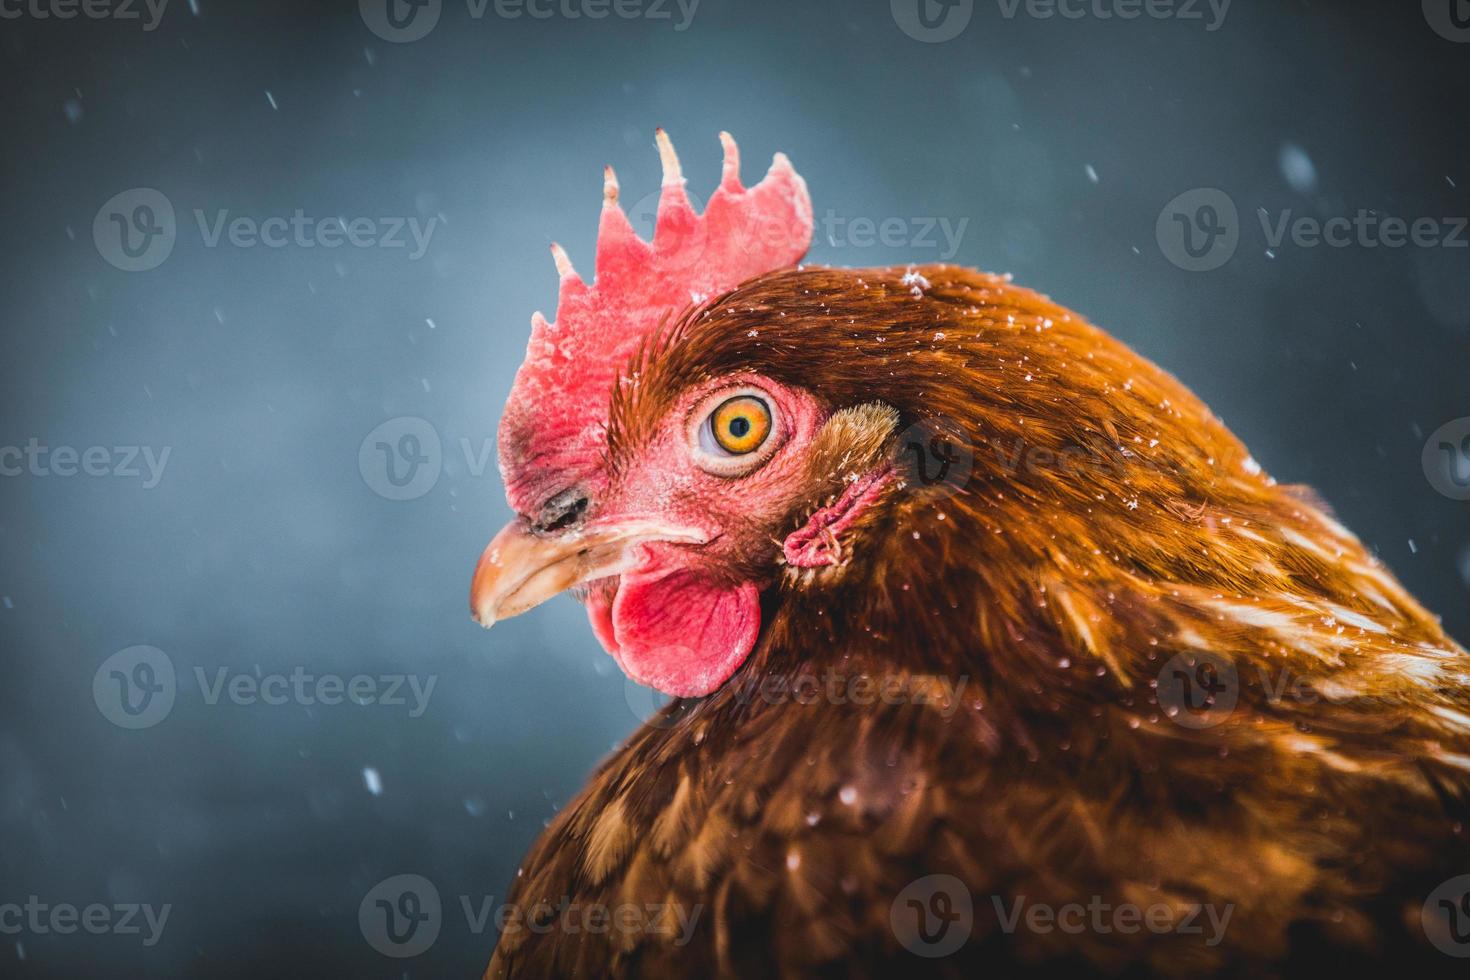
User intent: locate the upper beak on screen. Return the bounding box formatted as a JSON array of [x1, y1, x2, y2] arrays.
[[470, 518, 707, 628]]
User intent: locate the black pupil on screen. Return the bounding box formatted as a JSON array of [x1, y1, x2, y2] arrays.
[[728, 416, 751, 438]]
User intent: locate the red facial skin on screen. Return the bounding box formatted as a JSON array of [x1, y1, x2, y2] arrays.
[[579, 374, 828, 697]]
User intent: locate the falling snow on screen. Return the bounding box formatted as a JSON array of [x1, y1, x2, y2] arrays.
[[1279, 142, 1318, 193]]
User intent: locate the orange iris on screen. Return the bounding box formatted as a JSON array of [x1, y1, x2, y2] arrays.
[[710, 396, 772, 455]]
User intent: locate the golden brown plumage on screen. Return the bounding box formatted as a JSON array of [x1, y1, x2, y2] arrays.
[[483, 264, 1470, 978]]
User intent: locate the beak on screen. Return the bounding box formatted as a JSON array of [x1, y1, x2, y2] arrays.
[[470, 518, 707, 628]]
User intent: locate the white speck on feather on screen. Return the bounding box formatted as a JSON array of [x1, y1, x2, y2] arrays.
[[838, 785, 857, 806], [901, 269, 931, 297]]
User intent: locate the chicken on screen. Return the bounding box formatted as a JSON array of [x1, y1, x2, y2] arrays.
[[470, 131, 1470, 978]]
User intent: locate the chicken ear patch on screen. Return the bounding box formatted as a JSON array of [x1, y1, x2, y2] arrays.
[[783, 467, 896, 568], [607, 568, 761, 698]]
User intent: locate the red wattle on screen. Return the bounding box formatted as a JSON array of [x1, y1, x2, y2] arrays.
[[590, 570, 760, 698]]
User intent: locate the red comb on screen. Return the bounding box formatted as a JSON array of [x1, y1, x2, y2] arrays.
[[498, 130, 814, 516]]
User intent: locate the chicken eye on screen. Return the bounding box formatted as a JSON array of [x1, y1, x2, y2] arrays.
[[689, 386, 783, 477], [708, 396, 772, 455]]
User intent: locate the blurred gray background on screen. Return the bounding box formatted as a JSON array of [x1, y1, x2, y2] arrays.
[[1, 0, 1468, 975]]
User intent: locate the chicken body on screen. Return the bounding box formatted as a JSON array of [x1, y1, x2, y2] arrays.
[[485, 265, 1470, 978]]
